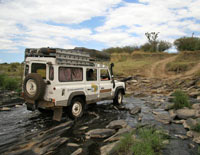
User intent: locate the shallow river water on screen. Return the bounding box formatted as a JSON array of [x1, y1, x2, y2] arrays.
[[0, 96, 198, 155]]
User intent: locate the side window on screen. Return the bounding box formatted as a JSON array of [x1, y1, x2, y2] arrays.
[[31, 63, 46, 79], [86, 68, 97, 81], [59, 67, 83, 82], [100, 69, 110, 81], [49, 66, 54, 81], [25, 65, 29, 76]]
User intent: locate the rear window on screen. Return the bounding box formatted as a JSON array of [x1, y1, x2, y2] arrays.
[[31, 63, 46, 79], [59, 67, 83, 82]]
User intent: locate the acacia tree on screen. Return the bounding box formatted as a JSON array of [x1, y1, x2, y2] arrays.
[[145, 32, 159, 52]]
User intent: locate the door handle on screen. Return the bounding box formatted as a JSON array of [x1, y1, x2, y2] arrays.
[[87, 88, 92, 90], [101, 87, 104, 89]]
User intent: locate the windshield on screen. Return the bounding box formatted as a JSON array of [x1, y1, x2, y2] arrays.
[[31, 63, 46, 79]]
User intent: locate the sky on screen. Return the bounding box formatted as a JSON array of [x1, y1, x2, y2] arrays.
[[0, 0, 200, 63]]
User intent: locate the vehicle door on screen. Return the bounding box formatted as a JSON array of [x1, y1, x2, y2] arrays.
[[99, 68, 113, 99], [85, 68, 99, 103]]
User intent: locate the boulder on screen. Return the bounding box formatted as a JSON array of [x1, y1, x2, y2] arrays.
[[183, 118, 197, 129], [67, 143, 80, 147], [154, 113, 171, 124], [176, 108, 196, 119], [169, 109, 176, 120], [129, 106, 141, 115], [100, 141, 118, 155], [106, 120, 127, 129], [86, 129, 115, 139], [71, 148, 82, 155], [0, 107, 11, 111], [192, 104, 200, 110]]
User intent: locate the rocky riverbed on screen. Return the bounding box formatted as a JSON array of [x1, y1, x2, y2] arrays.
[[0, 76, 200, 154]]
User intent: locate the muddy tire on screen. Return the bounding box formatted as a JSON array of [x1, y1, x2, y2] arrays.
[[23, 73, 46, 101], [113, 90, 123, 105], [67, 97, 85, 119]]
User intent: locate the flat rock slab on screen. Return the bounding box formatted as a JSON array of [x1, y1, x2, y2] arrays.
[[106, 119, 128, 129], [176, 109, 196, 119], [86, 129, 116, 139], [100, 141, 119, 155], [129, 106, 141, 115], [154, 113, 171, 124]]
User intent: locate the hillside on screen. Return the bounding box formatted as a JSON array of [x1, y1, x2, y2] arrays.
[[111, 51, 200, 79]]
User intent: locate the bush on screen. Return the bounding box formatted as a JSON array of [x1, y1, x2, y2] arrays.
[[102, 46, 140, 54], [0, 74, 19, 91], [141, 41, 171, 52], [174, 37, 200, 51], [114, 128, 167, 155], [158, 41, 172, 52], [172, 90, 191, 109]]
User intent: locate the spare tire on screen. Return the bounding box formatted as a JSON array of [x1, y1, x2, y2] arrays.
[[23, 73, 46, 100]]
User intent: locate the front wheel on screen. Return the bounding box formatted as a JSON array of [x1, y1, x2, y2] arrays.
[[67, 97, 85, 119], [113, 90, 123, 105]]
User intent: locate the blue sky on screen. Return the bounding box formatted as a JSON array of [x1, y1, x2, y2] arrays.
[[0, 0, 200, 63]]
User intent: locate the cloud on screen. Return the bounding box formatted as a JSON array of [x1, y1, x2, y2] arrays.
[[0, 0, 200, 62], [94, 0, 200, 46]]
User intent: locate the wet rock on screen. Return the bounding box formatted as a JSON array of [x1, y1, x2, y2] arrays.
[[189, 143, 195, 149], [129, 106, 141, 115], [192, 103, 200, 110], [174, 134, 188, 140], [0, 107, 11, 111], [176, 108, 196, 119], [197, 96, 200, 100], [169, 109, 176, 120], [193, 137, 200, 144], [154, 113, 171, 124], [172, 120, 184, 124], [142, 79, 150, 83], [183, 118, 197, 129], [104, 127, 133, 142], [79, 126, 88, 130], [86, 129, 116, 139], [100, 141, 118, 155], [15, 104, 22, 108], [189, 91, 199, 98], [71, 148, 82, 155], [162, 140, 170, 145], [67, 143, 80, 147], [106, 119, 128, 129]]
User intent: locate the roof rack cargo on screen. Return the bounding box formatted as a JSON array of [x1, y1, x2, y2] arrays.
[[25, 47, 110, 66]]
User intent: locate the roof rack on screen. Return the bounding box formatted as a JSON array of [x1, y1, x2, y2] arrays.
[[25, 47, 110, 67], [25, 48, 95, 66]]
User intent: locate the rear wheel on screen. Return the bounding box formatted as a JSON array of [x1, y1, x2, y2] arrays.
[[67, 97, 85, 119], [113, 90, 123, 105]]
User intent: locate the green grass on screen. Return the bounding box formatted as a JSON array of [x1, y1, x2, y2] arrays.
[[0, 73, 21, 91], [111, 51, 173, 76], [113, 127, 167, 155], [171, 90, 191, 109], [166, 51, 200, 74]]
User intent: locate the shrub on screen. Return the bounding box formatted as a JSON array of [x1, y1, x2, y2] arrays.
[[172, 90, 191, 109], [3, 78, 19, 91], [0, 74, 6, 87], [114, 128, 167, 155], [158, 41, 172, 52], [174, 37, 200, 51], [102, 46, 140, 54], [0, 74, 19, 91]]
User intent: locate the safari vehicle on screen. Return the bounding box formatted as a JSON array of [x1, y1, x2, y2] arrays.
[[22, 47, 125, 121]]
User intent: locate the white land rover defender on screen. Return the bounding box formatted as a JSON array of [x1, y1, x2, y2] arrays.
[[22, 47, 126, 121]]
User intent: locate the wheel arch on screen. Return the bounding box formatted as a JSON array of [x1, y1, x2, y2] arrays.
[[67, 91, 86, 106], [114, 86, 125, 99]]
